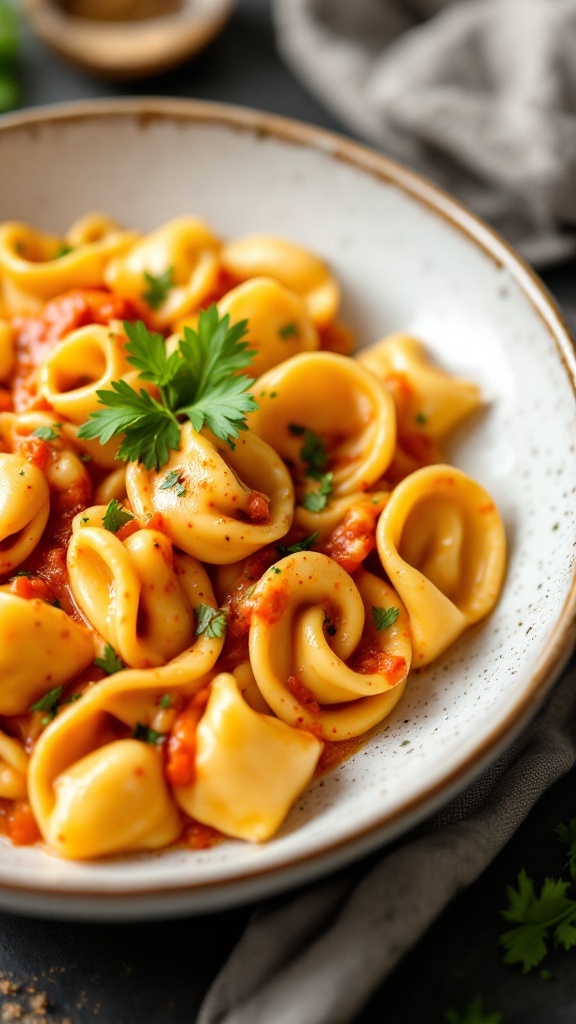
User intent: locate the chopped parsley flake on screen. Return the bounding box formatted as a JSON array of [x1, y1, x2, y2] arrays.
[[301, 472, 333, 512], [159, 468, 187, 497], [195, 603, 227, 639], [94, 644, 124, 675], [159, 693, 172, 709], [102, 499, 135, 533], [133, 723, 166, 745], [141, 267, 175, 310], [32, 423, 61, 441], [277, 532, 319, 557], [372, 606, 400, 631], [278, 321, 299, 339]]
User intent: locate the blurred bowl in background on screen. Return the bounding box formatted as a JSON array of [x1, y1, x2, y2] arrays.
[[22, 0, 235, 80]]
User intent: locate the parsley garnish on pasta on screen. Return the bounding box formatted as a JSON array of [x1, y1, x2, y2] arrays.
[[77, 306, 258, 471]]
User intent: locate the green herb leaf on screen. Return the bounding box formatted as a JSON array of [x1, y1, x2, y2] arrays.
[[276, 531, 319, 557], [444, 998, 503, 1024], [556, 819, 576, 882], [32, 423, 61, 441], [141, 267, 175, 310], [301, 472, 333, 512], [78, 308, 258, 471], [159, 468, 187, 496], [159, 693, 172, 709], [372, 606, 400, 631], [94, 644, 124, 676], [0, 2, 21, 114], [54, 243, 73, 259], [323, 612, 337, 637], [499, 870, 576, 973], [30, 686, 63, 725], [195, 603, 227, 639], [102, 499, 135, 534], [278, 321, 299, 339], [133, 723, 166, 745]]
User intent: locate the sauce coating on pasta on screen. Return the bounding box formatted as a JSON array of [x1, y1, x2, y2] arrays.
[[0, 214, 506, 858]]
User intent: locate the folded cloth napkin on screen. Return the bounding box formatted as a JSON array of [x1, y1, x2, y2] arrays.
[[272, 0, 576, 265], [197, 658, 576, 1024]]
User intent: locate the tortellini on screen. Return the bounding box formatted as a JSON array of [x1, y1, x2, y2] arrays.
[[0, 590, 94, 714], [249, 552, 411, 740], [376, 465, 506, 665], [104, 216, 220, 328], [173, 673, 323, 842], [0, 453, 50, 574], [247, 352, 396, 498], [0, 211, 506, 861], [68, 514, 219, 668], [0, 216, 136, 314], [126, 424, 295, 564]]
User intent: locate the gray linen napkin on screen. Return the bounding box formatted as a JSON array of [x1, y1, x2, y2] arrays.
[[198, 659, 576, 1024], [272, 0, 576, 265]]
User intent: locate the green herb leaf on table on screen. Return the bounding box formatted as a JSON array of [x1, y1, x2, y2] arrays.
[[101, 499, 135, 534], [556, 818, 576, 881], [141, 267, 175, 310], [499, 869, 576, 972], [94, 644, 125, 676], [372, 606, 400, 631], [443, 997, 503, 1024], [77, 307, 258, 471], [195, 603, 227, 639]]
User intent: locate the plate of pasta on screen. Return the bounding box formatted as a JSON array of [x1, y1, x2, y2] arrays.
[[0, 99, 573, 919]]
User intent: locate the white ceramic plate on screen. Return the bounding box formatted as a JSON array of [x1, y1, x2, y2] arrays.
[[0, 99, 574, 920]]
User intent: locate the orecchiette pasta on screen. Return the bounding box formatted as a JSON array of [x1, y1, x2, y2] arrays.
[[0, 212, 505, 859]]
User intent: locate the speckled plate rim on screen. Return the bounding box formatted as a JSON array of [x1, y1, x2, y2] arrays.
[[0, 98, 574, 919]]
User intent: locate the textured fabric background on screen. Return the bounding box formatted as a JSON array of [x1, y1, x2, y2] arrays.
[[273, 0, 576, 265]]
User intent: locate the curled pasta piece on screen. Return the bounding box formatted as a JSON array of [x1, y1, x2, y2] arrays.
[[37, 322, 146, 426], [0, 412, 96, 502], [221, 234, 340, 327], [126, 423, 294, 564], [249, 552, 411, 739], [68, 518, 214, 668], [0, 733, 29, 801], [0, 590, 95, 714], [0, 218, 137, 313], [376, 465, 506, 666], [294, 490, 389, 546], [104, 217, 220, 328], [358, 334, 481, 441], [247, 352, 396, 498], [28, 624, 223, 858], [0, 453, 50, 573], [171, 672, 323, 843], [42, 740, 181, 859], [217, 277, 319, 377], [0, 320, 15, 383]]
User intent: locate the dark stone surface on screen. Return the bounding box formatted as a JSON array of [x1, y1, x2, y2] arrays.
[[1, 1, 574, 1021]]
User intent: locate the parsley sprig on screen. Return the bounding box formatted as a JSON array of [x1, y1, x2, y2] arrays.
[[77, 307, 258, 471], [556, 818, 576, 881], [444, 999, 503, 1024], [499, 868, 576, 973]]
